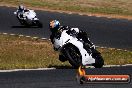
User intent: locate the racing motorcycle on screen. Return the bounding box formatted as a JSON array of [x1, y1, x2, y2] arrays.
[[53, 28, 104, 68], [14, 10, 42, 27]]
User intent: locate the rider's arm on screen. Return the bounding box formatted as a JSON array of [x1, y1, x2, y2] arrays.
[[14, 9, 19, 14], [50, 34, 54, 44]]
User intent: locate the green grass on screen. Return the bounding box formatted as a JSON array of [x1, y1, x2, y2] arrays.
[[97, 48, 132, 65], [0, 0, 132, 16], [0, 34, 132, 70], [0, 34, 70, 70]]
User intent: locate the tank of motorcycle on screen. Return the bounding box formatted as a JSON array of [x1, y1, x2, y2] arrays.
[[25, 10, 36, 20], [53, 30, 72, 50]]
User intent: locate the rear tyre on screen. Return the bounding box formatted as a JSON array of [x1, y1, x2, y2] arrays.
[[65, 45, 82, 69]]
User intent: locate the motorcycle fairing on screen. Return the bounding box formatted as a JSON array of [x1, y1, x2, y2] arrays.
[[54, 30, 95, 65]]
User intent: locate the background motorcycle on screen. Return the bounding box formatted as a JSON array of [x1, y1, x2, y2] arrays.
[[53, 28, 104, 68], [14, 10, 42, 27]]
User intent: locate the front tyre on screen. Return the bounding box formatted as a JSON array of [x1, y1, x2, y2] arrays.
[[17, 17, 25, 25], [59, 55, 67, 62], [65, 45, 82, 68], [92, 53, 104, 68], [34, 20, 43, 28]]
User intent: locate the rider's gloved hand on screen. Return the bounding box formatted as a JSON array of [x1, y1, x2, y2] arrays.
[[14, 12, 17, 14], [90, 45, 95, 49]]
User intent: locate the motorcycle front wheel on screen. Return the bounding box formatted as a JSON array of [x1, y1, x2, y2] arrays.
[[65, 45, 82, 69], [92, 52, 104, 68], [34, 20, 43, 28]]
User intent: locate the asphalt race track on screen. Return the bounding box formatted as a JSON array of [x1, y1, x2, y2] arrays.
[[0, 6, 132, 50], [0, 66, 132, 88], [0, 6, 132, 88]]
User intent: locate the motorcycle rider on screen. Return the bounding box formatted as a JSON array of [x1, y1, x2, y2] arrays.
[[50, 20, 104, 68], [14, 5, 29, 19], [49, 20, 95, 49]]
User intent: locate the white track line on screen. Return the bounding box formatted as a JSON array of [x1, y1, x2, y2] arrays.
[[3, 33, 8, 35], [41, 38, 47, 40], [33, 37, 39, 39], [0, 33, 130, 51], [85, 64, 132, 68], [25, 36, 31, 38], [10, 34, 15, 36], [0, 64, 132, 72], [0, 68, 56, 72], [19, 35, 24, 37]]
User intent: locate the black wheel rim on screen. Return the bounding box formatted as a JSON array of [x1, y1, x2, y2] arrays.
[[68, 46, 81, 64]]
